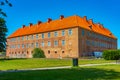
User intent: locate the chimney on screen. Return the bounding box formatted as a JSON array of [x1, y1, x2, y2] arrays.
[[60, 15, 64, 20], [29, 23, 33, 27], [109, 33, 112, 36], [47, 18, 52, 23], [22, 25, 25, 28], [38, 21, 42, 25], [83, 16, 87, 21], [89, 19, 93, 24]]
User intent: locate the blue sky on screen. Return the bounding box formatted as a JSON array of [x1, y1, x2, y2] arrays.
[[3, 0, 120, 48]]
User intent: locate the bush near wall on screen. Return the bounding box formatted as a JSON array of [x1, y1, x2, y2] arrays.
[[32, 48, 45, 58], [102, 50, 120, 60]]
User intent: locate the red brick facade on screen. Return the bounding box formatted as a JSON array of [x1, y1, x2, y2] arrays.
[[6, 15, 117, 58]]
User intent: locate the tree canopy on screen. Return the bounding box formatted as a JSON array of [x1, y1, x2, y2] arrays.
[[0, 0, 12, 52]]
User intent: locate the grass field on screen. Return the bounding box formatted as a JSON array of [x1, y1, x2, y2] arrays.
[[0, 58, 115, 70], [0, 64, 120, 80]]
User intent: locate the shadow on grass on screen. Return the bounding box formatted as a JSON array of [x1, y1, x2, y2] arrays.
[[0, 68, 120, 80]]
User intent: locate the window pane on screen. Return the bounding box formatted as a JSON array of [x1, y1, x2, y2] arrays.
[[62, 40, 65, 46], [48, 41, 51, 46], [54, 31, 58, 37], [42, 33, 44, 38], [42, 41, 44, 47], [68, 29, 72, 35], [54, 40, 58, 46], [82, 29, 84, 36], [62, 30, 65, 36], [36, 34, 38, 39], [48, 32, 50, 38], [36, 42, 39, 48]]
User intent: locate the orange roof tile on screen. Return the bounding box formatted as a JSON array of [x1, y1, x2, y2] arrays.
[[7, 15, 116, 39]]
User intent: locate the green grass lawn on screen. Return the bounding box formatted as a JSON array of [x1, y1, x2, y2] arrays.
[[0, 58, 115, 70], [0, 64, 120, 80]]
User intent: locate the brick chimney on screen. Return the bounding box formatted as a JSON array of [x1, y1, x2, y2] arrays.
[[47, 18, 52, 23], [22, 25, 25, 28], [60, 15, 64, 20], [83, 16, 87, 21], [29, 23, 33, 27], [89, 19, 93, 24], [38, 21, 42, 25]]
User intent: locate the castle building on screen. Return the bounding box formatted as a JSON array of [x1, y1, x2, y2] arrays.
[[6, 15, 117, 58]]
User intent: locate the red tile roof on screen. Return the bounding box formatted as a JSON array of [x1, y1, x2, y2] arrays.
[[7, 15, 116, 39]]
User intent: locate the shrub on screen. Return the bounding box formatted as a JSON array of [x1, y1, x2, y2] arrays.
[[32, 48, 45, 58], [102, 50, 120, 60]]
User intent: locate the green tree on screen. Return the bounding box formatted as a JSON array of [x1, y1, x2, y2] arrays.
[[33, 48, 45, 58], [0, 0, 12, 52], [0, 18, 7, 52]]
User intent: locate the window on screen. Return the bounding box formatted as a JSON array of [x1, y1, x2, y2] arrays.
[[68, 29, 72, 35], [18, 37, 20, 41], [31, 43, 34, 48], [62, 40, 65, 46], [26, 36, 29, 40], [22, 36, 24, 40], [54, 40, 58, 46], [48, 41, 51, 46], [82, 29, 84, 36], [18, 44, 20, 48], [36, 34, 38, 39], [22, 44, 24, 48], [42, 33, 44, 39], [31, 35, 34, 40], [36, 42, 39, 48], [54, 31, 58, 37], [26, 43, 29, 48], [48, 50, 50, 54], [48, 32, 50, 38], [55, 51, 57, 54], [42, 41, 44, 47], [62, 30, 65, 36], [62, 51, 64, 53]]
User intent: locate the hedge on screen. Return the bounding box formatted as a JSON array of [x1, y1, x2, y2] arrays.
[[102, 50, 120, 60], [32, 48, 45, 58]]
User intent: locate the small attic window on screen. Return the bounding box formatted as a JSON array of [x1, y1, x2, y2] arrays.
[[109, 33, 112, 36], [89, 25, 92, 29]]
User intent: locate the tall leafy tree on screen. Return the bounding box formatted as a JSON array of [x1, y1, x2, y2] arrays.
[[0, 18, 7, 52], [0, 0, 12, 52]]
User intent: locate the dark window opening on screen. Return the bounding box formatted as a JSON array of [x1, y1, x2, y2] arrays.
[[55, 51, 57, 54], [62, 51, 64, 53], [48, 50, 50, 54]]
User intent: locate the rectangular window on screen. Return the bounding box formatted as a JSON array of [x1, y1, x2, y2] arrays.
[[48, 32, 50, 38], [31, 43, 34, 48], [22, 36, 24, 40], [48, 41, 51, 46], [54, 31, 58, 37], [22, 44, 24, 48], [36, 34, 38, 39], [36, 42, 39, 48], [54, 40, 58, 46], [82, 29, 84, 36], [26, 43, 29, 48], [26, 36, 29, 40], [62, 40, 65, 46], [68, 29, 72, 35], [18, 37, 20, 41], [18, 44, 20, 48], [42, 33, 44, 39], [31, 35, 34, 40], [62, 30, 65, 36], [42, 41, 44, 47]]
